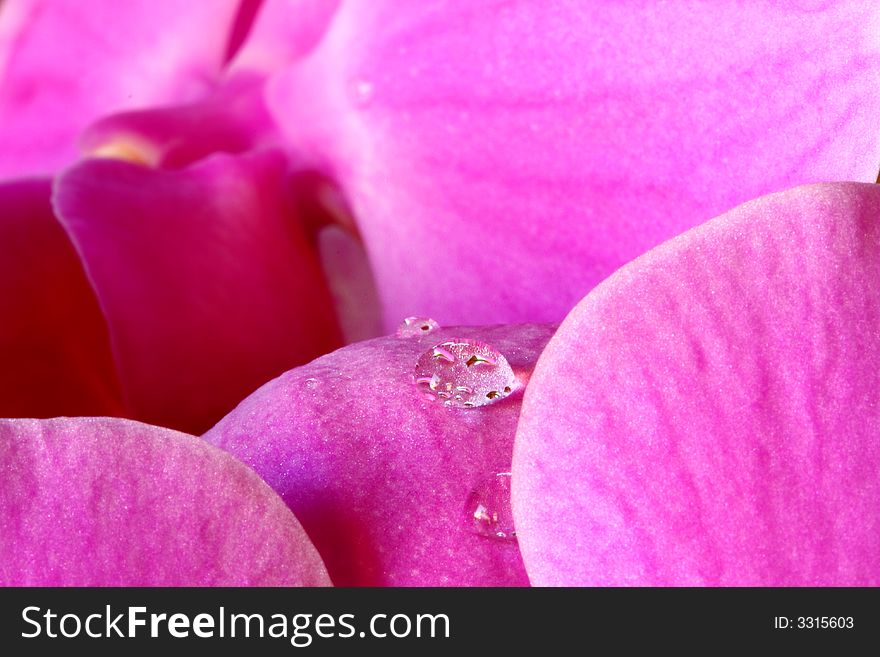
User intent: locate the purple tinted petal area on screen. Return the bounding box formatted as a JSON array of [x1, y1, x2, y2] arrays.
[[266, 1, 880, 329], [0, 178, 124, 418], [0, 417, 330, 585], [53, 151, 342, 435], [205, 324, 555, 586], [513, 183, 880, 586], [0, 0, 241, 177]]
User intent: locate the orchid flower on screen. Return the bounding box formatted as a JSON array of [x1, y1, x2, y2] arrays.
[[1, 1, 880, 586]]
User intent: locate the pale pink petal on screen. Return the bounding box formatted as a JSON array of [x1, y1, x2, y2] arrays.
[[53, 151, 342, 434], [0, 178, 124, 418], [0, 0, 241, 177], [513, 182, 880, 586], [316, 226, 383, 343], [205, 324, 555, 586], [267, 1, 880, 329], [0, 417, 330, 585]]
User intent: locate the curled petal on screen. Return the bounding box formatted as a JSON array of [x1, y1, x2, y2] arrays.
[[205, 324, 555, 586], [0, 0, 242, 177], [80, 75, 278, 170], [53, 151, 342, 434], [267, 1, 880, 328], [0, 417, 330, 585], [513, 183, 880, 586], [0, 179, 123, 417]]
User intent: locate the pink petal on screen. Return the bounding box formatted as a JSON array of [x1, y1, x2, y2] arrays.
[[204, 324, 555, 586], [0, 178, 124, 418], [0, 0, 241, 177], [0, 417, 330, 585], [512, 182, 880, 586], [267, 1, 880, 329], [53, 151, 342, 435]]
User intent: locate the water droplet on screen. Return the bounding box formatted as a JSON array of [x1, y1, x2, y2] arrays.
[[397, 316, 440, 338], [467, 472, 516, 541], [351, 79, 374, 106], [304, 377, 319, 389], [412, 339, 516, 408]]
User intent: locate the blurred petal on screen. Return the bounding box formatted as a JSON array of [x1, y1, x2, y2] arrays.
[[513, 183, 880, 586], [316, 226, 383, 343], [0, 0, 242, 177], [224, 0, 265, 64], [0, 417, 330, 585], [0, 178, 123, 417], [205, 324, 555, 586], [267, 1, 880, 329], [81, 75, 278, 170], [53, 151, 342, 434], [229, 0, 340, 74]]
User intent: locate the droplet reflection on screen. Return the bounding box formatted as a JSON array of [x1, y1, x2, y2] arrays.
[[467, 472, 517, 541]]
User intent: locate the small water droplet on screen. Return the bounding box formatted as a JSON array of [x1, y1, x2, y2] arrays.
[[352, 79, 374, 106], [467, 472, 516, 541], [397, 316, 441, 338], [305, 377, 319, 389], [412, 339, 516, 408]]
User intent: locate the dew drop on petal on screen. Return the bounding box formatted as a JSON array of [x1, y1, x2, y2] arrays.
[[304, 377, 319, 390], [412, 339, 516, 408], [350, 78, 374, 107], [467, 472, 517, 541], [397, 316, 440, 338]]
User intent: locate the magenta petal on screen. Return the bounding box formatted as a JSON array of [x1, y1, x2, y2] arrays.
[[267, 1, 880, 328], [205, 324, 555, 586], [0, 178, 124, 418], [53, 151, 342, 434], [0, 0, 241, 177], [513, 183, 880, 586], [0, 417, 330, 585]]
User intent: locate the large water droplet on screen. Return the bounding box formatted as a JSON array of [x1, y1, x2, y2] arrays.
[[466, 472, 516, 541], [412, 339, 515, 408], [397, 316, 440, 337]]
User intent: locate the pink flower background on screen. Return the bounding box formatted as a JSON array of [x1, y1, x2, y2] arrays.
[[1, 0, 879, 586]]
